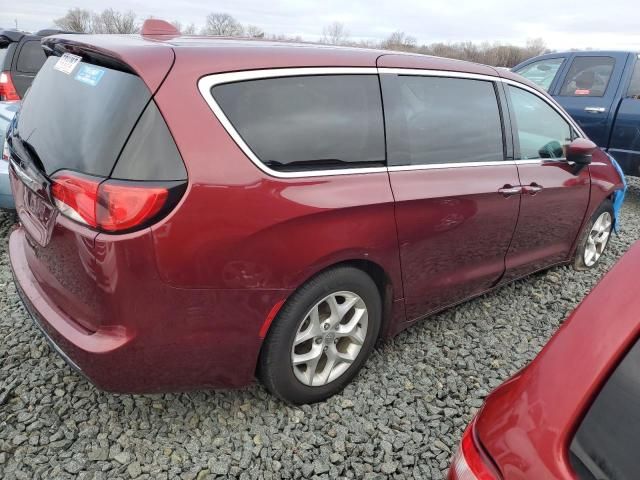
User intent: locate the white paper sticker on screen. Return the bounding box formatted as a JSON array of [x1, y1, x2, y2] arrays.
[[53, 53, 82, 75]]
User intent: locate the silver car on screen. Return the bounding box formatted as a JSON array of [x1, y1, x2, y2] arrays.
[[0, 100, 18, 209]]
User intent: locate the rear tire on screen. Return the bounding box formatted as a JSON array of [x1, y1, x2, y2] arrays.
[[258, 266, 381, 404], [573, 199, 614, 270]]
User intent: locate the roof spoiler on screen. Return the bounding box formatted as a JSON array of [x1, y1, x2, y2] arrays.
[[42, 37, 135, 75]]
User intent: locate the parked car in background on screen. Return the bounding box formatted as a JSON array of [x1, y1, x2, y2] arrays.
[[513, 51, 640, 176], [449, 240, 640, 479], [0, 100, 18, 209], [0, 28, 68, 100], [6, 20, 624, 404]]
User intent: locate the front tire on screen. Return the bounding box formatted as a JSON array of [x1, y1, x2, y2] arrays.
[[258, 266, 381, 404], [573, 199, 614, 270]]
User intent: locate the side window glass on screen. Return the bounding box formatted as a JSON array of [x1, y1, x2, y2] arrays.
[[515, 58, 565, 91], [627, 59, 640, 98], [508, 86, 572, 160], [16, 40, 47, 74], [559, 56, 615, 97], [385, 76, 504, 166], [212, 75, 385, 172]]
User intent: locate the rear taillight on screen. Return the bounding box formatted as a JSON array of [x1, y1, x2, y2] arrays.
[[449, 420, 500, 480], [51, 171, 185, 233], [0, 71, 20, 101]]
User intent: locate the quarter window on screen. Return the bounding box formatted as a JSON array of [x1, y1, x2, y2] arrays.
[[508, 86, 573, 160], [559, 56, 615, 97], [515, 58, 565, 91], [211, 75, 385, 172], [16, 40, 47, 73], [384, 75, 504, 166]]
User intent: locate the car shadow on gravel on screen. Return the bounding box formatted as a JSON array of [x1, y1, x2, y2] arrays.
[[1, 178, 639, 479]]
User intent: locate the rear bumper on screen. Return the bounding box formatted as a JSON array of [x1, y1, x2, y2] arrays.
[[9, 226, 290, 393]]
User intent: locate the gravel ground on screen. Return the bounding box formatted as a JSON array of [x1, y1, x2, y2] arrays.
[[1, 178, 639, 480]]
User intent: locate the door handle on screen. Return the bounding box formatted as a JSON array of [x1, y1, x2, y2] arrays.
[[498, 185, 522, 197], [584, 107, 606, 113], [522, 183, 543, 195]]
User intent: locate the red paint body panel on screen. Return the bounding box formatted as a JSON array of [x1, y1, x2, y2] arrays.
[[472, 241, 640, 479], [389, 165, 520, 321], [8, 34, 625, 392], [503, 161, 591, 281]]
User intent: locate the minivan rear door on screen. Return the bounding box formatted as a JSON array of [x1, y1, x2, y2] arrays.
[[552, 52, 630, 146], [7, 43, 175, 333], [379, 59, 520, 322]]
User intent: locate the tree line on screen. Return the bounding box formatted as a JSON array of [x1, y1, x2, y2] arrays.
[[53, 9, 548, 67]]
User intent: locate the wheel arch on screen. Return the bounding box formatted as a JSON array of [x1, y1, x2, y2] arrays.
[[256, 258, 397, 371]]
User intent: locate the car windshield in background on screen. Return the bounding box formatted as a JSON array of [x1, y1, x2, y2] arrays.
[[570, 339, 640, 479], [515, 58, 564, 91], [15, 56, 151, 176]]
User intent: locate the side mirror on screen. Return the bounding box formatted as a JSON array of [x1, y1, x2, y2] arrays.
[[566, 138, 596, 175], [566, 138, 597, 165]]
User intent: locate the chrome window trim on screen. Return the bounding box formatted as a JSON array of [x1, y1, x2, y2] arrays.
[[388, 160, 515, 172], [198, 67, 585, 179]]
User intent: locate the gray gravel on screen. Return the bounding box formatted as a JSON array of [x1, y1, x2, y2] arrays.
[[1, 179, 640, 480]]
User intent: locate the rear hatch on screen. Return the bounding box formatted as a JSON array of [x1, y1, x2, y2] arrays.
[[7, 40, 187, 332]]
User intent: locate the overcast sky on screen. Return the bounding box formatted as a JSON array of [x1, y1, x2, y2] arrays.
[[3, 0, 640, 51]]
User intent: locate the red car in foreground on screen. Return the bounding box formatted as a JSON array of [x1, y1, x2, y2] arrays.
[[7, 20, 624, 403], [449, 241, 640, 479]]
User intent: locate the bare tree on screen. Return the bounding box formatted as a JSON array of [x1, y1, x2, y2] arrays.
[[182, 23, 196, 35], [92, 9, 139, 34], [54, 8, 92, 33], [245, 25, 265, 39], [201, 13, 244, 36], [381, 31, 417, 51], [169, 21, 196, 34], [321, 22, 349, 45]]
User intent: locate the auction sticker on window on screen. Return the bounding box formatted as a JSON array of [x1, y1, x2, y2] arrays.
[[75, 65, 105, 87], [53, 53, 82, 74]]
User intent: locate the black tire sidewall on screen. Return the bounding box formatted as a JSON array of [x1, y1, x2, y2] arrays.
[[258, 267, 382, 404], [574, 199, 614, 270]]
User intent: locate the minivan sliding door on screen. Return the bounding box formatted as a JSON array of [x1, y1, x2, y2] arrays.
[[381, 73, 520, 322]]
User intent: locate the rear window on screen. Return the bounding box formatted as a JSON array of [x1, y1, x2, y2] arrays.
[[16, 56, 151, 176], [16, 40, 46, 73], [570, 339, 640, 479], [628, 59, 640, 98], [211, 75, 385, 172]]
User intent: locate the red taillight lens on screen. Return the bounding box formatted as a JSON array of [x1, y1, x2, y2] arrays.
[[97, 182, 168, 232], [0, 71, 20, 101], [51, 171, 183, 233], [449, 420, 500, 480], [51, 173, 100, 227]]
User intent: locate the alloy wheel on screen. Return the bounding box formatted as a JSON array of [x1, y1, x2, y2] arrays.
[[584, 211, 612, 267], [291, 291, 368, 387]]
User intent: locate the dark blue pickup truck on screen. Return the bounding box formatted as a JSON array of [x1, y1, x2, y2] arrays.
[[513, 51, 640, 175]]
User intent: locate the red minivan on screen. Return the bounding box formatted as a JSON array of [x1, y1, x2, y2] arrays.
[[7, 23, 624, 404]]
